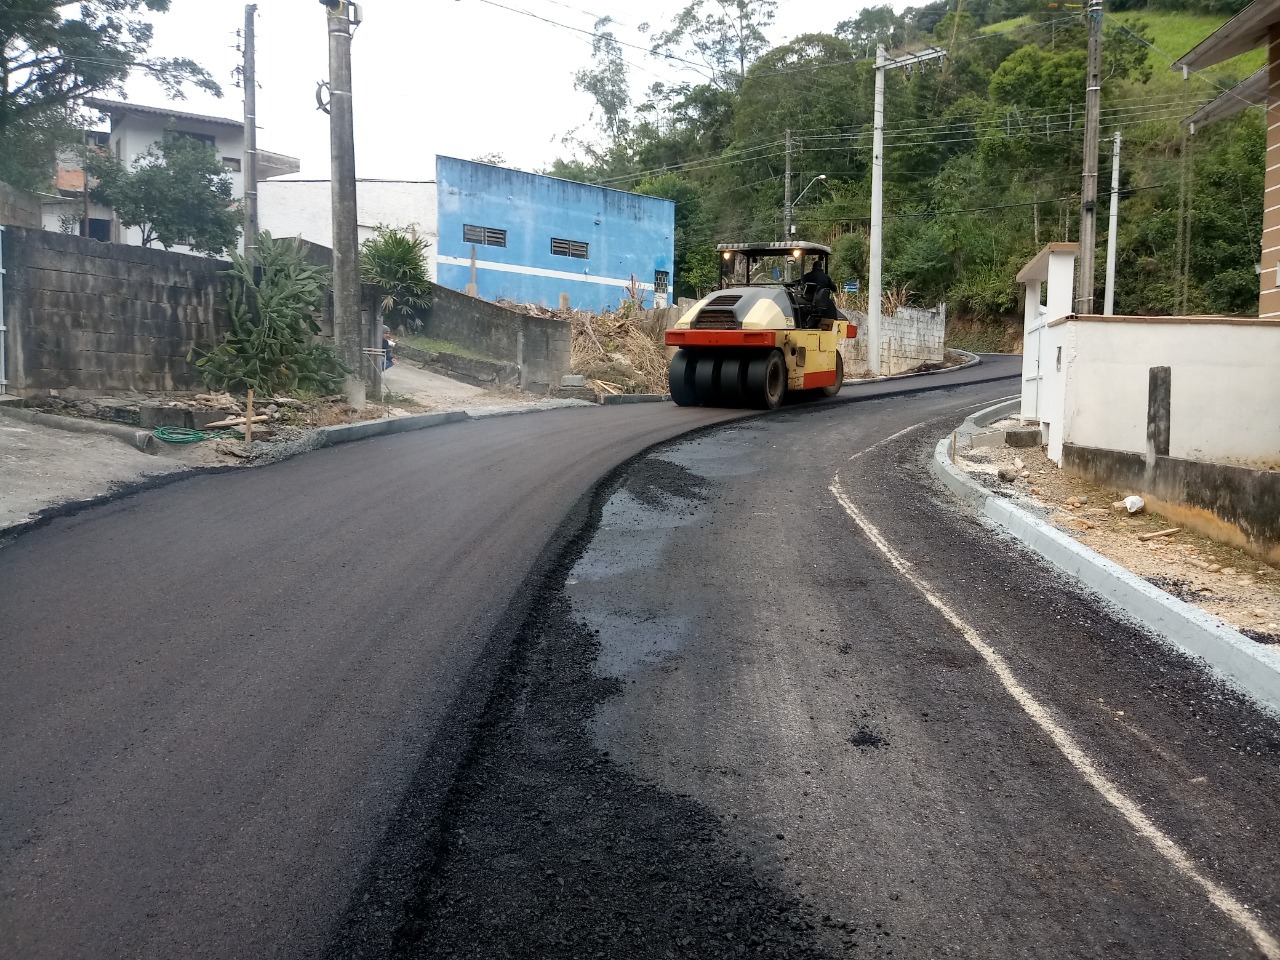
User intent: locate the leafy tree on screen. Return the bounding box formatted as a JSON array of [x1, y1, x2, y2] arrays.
[[360, 227, 432, 333], [650, 0, 777, 87], [87, 130, 242, 255], [0, 108, 81, 192], [575, 17, 631, 141], [834, 6, 906, 55], [192, 233, 346, 397], [0, 1, 217, 134]]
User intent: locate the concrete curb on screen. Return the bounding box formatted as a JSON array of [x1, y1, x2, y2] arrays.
[[601, 393, 669, 405], [845, 349, 981, 387], [0, 404, 155, 453], [929, 402, 1280, 715], [313, 410, 471, 447]]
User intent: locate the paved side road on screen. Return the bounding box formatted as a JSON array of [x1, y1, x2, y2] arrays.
[[0, 356, 1019, 960], [388, 384, 1280, 959]]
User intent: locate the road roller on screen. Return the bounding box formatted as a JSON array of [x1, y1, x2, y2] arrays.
[[664, 241, 856, 409]]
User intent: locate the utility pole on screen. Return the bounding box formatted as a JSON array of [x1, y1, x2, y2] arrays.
[[324, 0, 364, 397], [869, 43, 945, 376], [783, 128, 793, 279], [1103, 131, 1121, 316], [1076, 0, 1103, 314], [242, 4, 259, 260]]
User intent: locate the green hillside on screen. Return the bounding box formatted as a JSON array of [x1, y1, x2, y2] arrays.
[[1109, 10, 1265, 88], [555, 0, 1267, 320]]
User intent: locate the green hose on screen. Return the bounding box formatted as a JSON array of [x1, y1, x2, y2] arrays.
[[152, 426, 237, 444]]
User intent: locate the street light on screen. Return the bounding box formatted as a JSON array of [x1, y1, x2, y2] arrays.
[[784, 175, 827, 279], [790, 175, 827, 228]]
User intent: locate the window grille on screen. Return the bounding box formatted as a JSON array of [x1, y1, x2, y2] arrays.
[[463, 224, 507, 247], [551, 237, 589, 259]]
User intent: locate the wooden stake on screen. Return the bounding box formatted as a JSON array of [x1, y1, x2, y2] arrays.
[[245, 387, 255, 443], [1138, 527, 1181, 542]]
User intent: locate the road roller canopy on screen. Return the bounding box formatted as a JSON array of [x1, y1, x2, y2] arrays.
[[715, 242, 832, 289]]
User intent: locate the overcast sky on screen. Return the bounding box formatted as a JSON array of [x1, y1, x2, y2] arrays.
[[116, 0, 893, 180]]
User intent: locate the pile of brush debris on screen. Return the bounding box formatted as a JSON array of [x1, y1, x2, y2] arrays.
[[494, 299, 673, 395]]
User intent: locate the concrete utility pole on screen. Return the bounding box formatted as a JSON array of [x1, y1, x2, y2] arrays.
[[1077, 0, 1104, 314], [325, 0, 364, 397], [783, 128, 793, 280], [869, 43, 945, 376], [870, 45, 886, 377], [1103, 131, 1121, 316], [242, 4, 259, 260]]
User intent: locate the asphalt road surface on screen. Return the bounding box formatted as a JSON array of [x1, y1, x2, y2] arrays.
[[383, 382, 1280, 958], [1, 358, 1016, 959]]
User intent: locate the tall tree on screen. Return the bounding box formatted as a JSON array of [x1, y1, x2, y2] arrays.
[[650, 0, 777, 87], [87, 130, 242, 255], [575, 17, 631, 142], [0, 1, 219, 134]]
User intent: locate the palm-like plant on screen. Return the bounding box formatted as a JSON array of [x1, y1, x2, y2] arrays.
[[360, 226, 432, 333]]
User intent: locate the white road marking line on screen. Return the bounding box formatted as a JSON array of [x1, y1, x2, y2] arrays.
[[828, 474, 1280, 959], [848, 422, 926, 460], [846, 395, 1018, 463]]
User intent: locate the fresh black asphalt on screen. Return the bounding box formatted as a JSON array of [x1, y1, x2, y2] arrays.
[[5, 355, 1277, 958]]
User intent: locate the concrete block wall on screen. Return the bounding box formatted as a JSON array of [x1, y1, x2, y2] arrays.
[[0, 182, 42, 228], [840, 303, 946, 376], [2, 227, 232, 394], [423, 285, 571, 392]]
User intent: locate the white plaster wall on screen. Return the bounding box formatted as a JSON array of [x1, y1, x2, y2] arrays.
[[1040, 321, 1074, 464], [258, 180, 439, 277], [112, 114, 245, 252], [40, 199, 114, 234], [1059, 320, 1280, 466]]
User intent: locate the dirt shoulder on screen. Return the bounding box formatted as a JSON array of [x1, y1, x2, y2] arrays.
[[956, 425, 1280, 644]]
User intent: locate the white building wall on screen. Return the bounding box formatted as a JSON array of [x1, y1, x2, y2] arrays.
[[258, 180, 439, 277], [1051, 318, 1280, 467], [110, 114, 246, 251]]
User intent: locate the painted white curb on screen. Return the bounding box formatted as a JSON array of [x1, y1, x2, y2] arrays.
[[929, 410, 1280, 715]]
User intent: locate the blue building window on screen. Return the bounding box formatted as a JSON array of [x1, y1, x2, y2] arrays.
[[551, 237, 589, 259], [463, 224, 506, 247]]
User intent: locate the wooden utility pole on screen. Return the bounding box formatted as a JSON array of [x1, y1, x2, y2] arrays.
[[325, 1, 364, 395], [243, 4, 259, 259], [1076, 0, 1103, 314]]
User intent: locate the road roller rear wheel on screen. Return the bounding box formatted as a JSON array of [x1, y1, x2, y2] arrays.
[[668, 350, 698, 406], [718, 356, 747, 406], [693, 354, 719, 404], [821, 351, 844, 398], [746, 350, 786, 410]]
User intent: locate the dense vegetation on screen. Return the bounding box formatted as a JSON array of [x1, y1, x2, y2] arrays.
[[552, 0, 1264, 321]]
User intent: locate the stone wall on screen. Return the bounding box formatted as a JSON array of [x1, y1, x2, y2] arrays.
[[2, 227, 233, 394], [840, 303, 946, 376], [423, 285, 571, 392], [0, 182, 42, 228]]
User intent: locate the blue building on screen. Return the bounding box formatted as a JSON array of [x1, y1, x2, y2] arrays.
[[435, 157, 675, 313]]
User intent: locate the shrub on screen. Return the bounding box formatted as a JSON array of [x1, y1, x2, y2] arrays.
[[360, 227, 432, 333], [191, 232, 347, 396]]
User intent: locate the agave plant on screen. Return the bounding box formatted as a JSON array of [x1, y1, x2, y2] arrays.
[[360, 226, 432, 333]]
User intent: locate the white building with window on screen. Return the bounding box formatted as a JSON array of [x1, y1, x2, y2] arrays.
[[41, 98, 299, 252]]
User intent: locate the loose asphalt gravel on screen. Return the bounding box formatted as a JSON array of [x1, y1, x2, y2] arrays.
[[6, 355, 1279, 959]]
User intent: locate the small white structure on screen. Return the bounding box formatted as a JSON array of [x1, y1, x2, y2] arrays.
[[258, 179, 438, 275], [50, 98, 300, 252], [1017, 242, 1280, 468], [1016, 242, 1078, 430]]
